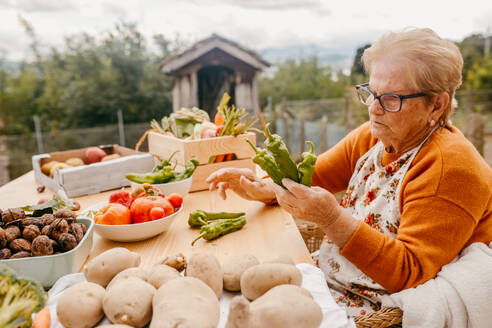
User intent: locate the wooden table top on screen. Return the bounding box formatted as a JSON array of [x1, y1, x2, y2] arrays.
[[0, 171, 314, 268]]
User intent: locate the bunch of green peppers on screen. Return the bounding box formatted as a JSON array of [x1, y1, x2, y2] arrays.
[[188, 210, 245, 228], [191, 217, 246, 246], [126, 152, 199, 184], [246, 124, 317, 187], [188, 210, 247, 245]]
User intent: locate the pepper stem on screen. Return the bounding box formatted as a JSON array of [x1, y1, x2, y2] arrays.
[[191, 233, 206, 246], [264, 123, 273, 140], [245, 139, 259, 154], [305, 141, 315, 154], [167, 150, 179, 163]]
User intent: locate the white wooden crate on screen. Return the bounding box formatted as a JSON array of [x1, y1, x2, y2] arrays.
[[33, 145, 155, 197], [148, 132, 256, 192]]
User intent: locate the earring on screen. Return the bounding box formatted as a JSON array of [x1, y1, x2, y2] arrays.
[[430, 119, 435, 127]]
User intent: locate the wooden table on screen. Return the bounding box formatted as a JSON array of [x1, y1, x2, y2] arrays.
[[0, 171, 313, 268]]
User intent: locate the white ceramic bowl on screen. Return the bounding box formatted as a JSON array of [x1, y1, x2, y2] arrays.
[[80, 202, 183, 242], [0, 217, 94, 288], [129, 176, 192, 197]]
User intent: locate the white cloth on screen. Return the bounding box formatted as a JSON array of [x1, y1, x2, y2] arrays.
[[47, 263, 354, 328], [381, 242, 492, 328]]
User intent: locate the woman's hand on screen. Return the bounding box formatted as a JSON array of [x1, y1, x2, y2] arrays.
[[206, 168, 276, 203], [271, 178, 358, 247]]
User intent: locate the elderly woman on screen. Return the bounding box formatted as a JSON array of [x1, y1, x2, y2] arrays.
[[206, 28, 492, 316]]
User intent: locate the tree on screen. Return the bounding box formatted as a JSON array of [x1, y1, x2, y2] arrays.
[[350, 44, 371, 85], [258, 57, 350, 108], [0, 21, 179, 134]]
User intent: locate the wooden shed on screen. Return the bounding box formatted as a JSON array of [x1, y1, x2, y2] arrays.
[[159, 34, 270, 117]]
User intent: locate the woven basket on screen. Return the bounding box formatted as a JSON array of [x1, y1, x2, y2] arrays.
[[295, 218, 325, 253], [354, 307, 403, 327]]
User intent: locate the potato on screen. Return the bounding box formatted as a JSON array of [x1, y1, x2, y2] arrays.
[[240, 263, 302, 300], [263, 254, 295, 265], [102, 154, 121, 162], [41, 160, 58, 175], [103, 277, 155, 328], [150, 277, 220, 328], [57, 281, 105, 328], [50, 162, 69, 177], [185, 253, 223, 298], [107, 267, 149, 289], [147, 265, 180, 289], [250, 285, 322, 328], [226, 285, 322, 328], [83, 247, 141, 287], [99, 325, 134, 328], [65, 157, 85, 167], [223, 253, 259, 292], [159, 253, 186, 272]]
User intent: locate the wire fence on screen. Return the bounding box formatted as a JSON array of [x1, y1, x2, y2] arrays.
[[1, 88, 491, 185]]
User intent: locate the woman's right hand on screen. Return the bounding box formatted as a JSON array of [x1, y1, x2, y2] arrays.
[[205, 168, 276, 203]]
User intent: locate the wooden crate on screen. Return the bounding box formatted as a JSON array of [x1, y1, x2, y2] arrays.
[[148, 132, 256, 192], [33, 145, 155, 197]]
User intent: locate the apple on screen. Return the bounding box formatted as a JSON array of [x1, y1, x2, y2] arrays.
[[84, 147, 107, 164]]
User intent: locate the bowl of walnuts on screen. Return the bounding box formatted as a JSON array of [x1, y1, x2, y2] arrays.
[[0, 207, 94, 288]]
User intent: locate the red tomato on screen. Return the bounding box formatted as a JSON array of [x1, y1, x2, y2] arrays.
[[149, 207, 165, 220], [130, 196, 174, 224], [167, 193, 183, 209]]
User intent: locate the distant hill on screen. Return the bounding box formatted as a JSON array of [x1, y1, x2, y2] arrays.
[[258, 44, 355, 72]]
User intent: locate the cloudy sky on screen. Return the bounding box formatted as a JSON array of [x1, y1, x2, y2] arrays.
[[1, 0, 491, 63]]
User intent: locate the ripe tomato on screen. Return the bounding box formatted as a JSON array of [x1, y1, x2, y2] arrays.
[[130, 196, 174, 223], [94, 203, 131, 225], [167, 193, 183, 209]]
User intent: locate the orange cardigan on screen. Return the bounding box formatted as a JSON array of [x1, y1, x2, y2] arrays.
[[312, 122, 492, 293]]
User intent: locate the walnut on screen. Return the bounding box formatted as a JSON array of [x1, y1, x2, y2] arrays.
[[2, 208, 25, 224], [51, 239, 59, 252], [160, 253, 187, 272], [21, 218, 43, 228], [54, 209, 76, 220], [41, 213, 55, 226], [69, 223, 84, 243], [4, 226, 20, 243], [0, 227, 7, 248], [31, 235, 54, 256], [58, 233, 77, 252], [41, 225, 51, 236], [9, 238, 31, 253], [49, 218, 69, 241], [0, 248, 11, 259], [79, 222, 87, 234], [10, 251, 31, 259], [22, 225, 41, 242]]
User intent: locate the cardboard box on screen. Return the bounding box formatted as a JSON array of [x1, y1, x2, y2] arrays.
[[33, 145, 155, 197], [148, 132, 256, 192]]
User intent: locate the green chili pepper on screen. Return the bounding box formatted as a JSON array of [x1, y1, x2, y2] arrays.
[[263, 123, 299, 182], [152, 151, 179, 173], [298, 141, 317, 187], [191, 217, 247, 246], [174, 158, 199, 181], [188, 210, 245, 228], [126, 166, 175, 184], [245, 139, 284, 186]]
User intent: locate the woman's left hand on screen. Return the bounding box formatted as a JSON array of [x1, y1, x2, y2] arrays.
[[270, 178, 341, 228]]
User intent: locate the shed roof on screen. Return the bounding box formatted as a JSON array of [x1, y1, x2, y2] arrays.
[[159, 34, 270, 74]]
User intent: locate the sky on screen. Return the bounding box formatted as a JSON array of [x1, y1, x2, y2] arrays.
[[1, 0, 491, 65]]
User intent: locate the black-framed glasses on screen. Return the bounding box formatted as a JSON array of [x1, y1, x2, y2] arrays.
[[355, 83, 427, 112]]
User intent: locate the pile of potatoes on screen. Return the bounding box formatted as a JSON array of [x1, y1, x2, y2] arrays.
[[0, 208, 86, 259], [56, 248, 323, 328]]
